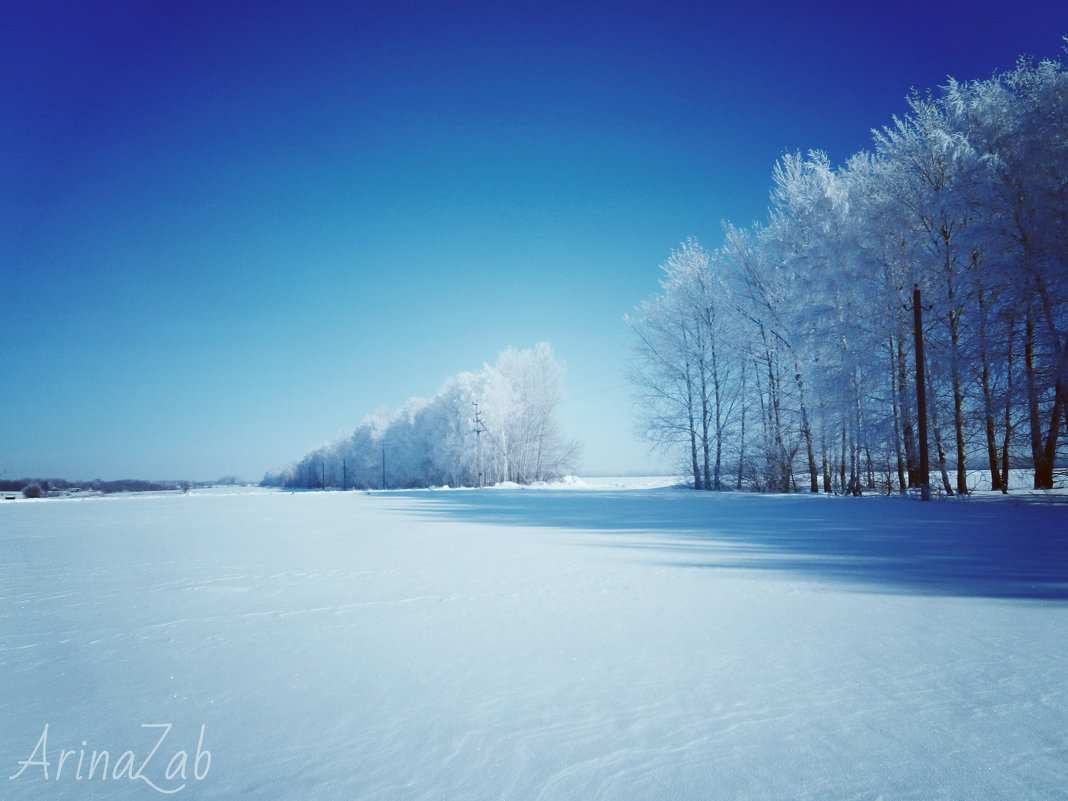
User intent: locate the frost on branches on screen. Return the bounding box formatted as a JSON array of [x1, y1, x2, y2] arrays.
[[263, 344, 580, 489], [629, 50, 1068, 492]]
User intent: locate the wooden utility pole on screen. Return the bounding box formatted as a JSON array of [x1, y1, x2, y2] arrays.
[[474, 401, 487, 489], [913, 286, 931, 501]]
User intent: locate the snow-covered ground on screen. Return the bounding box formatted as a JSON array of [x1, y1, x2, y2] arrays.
[[2, 483, 1065, 799]]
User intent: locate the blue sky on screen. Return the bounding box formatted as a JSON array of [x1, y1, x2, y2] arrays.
[[3, 0, 1067, 481]]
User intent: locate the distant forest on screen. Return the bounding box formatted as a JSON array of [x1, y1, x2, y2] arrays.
[[628, 50, 1068, 494], [264, 343, 579, 489], [0, 478, 187, 495]]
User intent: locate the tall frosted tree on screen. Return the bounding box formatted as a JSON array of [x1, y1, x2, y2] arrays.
[[629, 45, 1067, 493], [263, 344, 579, 489], [961, 58, 1068, 490], [627, 239, 742, 490], [481, 344, 580, 484]]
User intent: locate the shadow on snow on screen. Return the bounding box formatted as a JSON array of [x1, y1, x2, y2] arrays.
[[397, 488, 1068, 601]]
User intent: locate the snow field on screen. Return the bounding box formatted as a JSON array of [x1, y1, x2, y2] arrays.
[[1, 486, 1066, 799]]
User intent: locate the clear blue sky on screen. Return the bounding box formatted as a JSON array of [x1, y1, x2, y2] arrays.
[[3, 0, 1066, 481]]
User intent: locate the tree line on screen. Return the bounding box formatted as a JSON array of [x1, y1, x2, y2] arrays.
[[262, 343, 579, 489], [628, 49, 1068, 493], [0, 478, 192, 495]]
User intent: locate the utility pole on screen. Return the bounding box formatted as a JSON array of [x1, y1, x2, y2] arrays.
[[473, 401, 484, 489], [913, 285, 931, 501], [342, 457, 347, 491], [381, 444, 386, 490]]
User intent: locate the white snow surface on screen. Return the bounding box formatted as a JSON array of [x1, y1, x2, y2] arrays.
[[2, 483, 1066, 799]]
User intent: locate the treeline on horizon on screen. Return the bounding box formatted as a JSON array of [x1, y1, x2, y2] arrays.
[[629, 47, 1068, 494], [0, 476, 248, 497], [263, 343, 579, 489], [0, 478, 188, 495]]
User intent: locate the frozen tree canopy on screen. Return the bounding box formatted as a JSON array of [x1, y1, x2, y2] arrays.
[[263, 344, 579, 489], [629, 52, 1068, 492]]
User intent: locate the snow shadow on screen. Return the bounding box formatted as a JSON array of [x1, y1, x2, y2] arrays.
[[402, 488, 1068, 600]]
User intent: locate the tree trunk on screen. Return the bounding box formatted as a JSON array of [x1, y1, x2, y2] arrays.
[[849, 434, 861, 496], [922, 349, 954, 496], [889, 336, 906, 491], [714, 428, 722, 492], [1000, 418, 1012, 493], [1026, 300, 1067, 490], [1034, 378, 1065, 490], [983, 407, 1001, 491], [933, 425, 955, 496], [839, 428, 847, 494], [766, 348, 790, 492], [687, 374, 701, 491], [699, 357, 712, 490], [1025, 310, 1045, 488], [948, 308, 968, 495], [976, 289, 1002, 491], [711, 344, 724, 491], [737, 360, 747, 490], [952, 368, 968, 495], [795, 372, 818, 492], [999, 318, 1015, 494], [852, 371, 864, 495], [926, 383, 954, 496], [821, 433, 831, 494], [978, 318, 1002, 492], [897, 339, 920, 487]]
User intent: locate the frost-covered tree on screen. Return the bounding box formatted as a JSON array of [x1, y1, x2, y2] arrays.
[[263, 344, 579, 489], [953, 57, 1068, 490], [627, 239, 743, 490], [874, 89, 994, 495], [630, 44, 1068, 493], [761, 150, 881, 493], [481, 344, 579, 484]]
